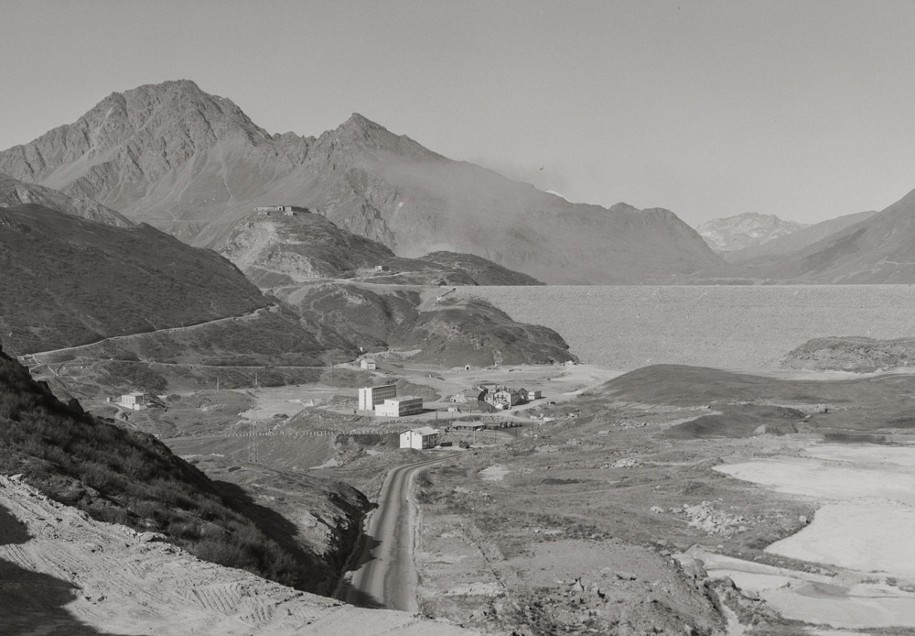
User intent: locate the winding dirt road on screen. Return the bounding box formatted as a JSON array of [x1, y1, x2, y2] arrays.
[[341, 456, 445, 610]]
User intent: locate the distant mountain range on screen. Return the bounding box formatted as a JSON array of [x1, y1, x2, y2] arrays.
[[696, 212, 806, 254], [0, 80, 722, 284], [722, 209, 879, 264], [731, 189, 915, 283], [4, 79, 915, 285]]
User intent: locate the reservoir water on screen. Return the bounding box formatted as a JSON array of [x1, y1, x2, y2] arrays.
[[457, 285, 915, 370]]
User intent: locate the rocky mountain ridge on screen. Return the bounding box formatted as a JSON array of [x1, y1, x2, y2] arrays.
[[722, 209, 879, 264], [730, 188, 915, 283], [0, 172, 131, 226], [0, 80, 723, 284], [696, 212, 806, 253]]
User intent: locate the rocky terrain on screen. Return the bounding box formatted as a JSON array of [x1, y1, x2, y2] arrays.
[[696, 212, 806, 253], [0, 79, 723, 284], [0, 172, 132, 226], [782, 335, 915, 373]]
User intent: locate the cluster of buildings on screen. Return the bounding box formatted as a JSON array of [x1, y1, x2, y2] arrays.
[[358, 384, 424, 417], [451, 384, 542, 410]]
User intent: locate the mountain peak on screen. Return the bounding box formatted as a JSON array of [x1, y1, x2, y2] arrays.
[[332, 112, 399, 145], [0, 79, 272, 195], [342, 112, 383, 130], [321, 112, 440, 161], [697, 211, 807, 253]]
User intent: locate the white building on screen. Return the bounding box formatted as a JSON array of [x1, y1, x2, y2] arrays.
[[358, 384, 397, 411], [400, 427, 440, 449], [119, 392, 149, 411], [360, 359, 377, 370], [375, 396, 424, 417]]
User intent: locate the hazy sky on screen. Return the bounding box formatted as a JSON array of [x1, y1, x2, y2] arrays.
[[2, 0, 914, 226]]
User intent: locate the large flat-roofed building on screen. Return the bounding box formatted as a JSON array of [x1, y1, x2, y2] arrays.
[[118, 391, 149, 411], [400, 427, 440, 449], [358, 384, 397, 411], [375, 396, 424, 417]]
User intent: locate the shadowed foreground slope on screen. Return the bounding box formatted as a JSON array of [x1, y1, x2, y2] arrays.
[[0, 346, 367, 594]]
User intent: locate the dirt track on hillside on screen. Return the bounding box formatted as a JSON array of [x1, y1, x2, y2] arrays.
[[0, 475, 475, 635], [21, 304, 277, 361]]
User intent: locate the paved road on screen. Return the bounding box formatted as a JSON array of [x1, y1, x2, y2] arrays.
[[340, 456, 445, 610]]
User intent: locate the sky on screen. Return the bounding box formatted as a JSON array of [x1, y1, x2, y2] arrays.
[[2, 0, 915, 226]]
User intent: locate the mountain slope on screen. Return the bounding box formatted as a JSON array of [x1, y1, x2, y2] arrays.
[[220, 210, 542, 288], [696, 212, 805, 253], [0, 172, 131, 226], [0, 346, 368, 593], [283, 284, 575, 366], [0, 203, 268, 355], [736, 189, 915, 283], [0, 80, 722, 284], [725, 209, 879, 264]]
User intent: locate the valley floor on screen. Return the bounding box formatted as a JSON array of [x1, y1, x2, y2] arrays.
[[27, 351, 915, 634]]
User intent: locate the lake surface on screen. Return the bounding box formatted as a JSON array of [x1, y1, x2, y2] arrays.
[[456, 285, 915, 370]]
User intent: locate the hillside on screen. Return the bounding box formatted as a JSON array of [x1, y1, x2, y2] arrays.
[[593, 363, 915, 432], [0, 172, 132, 227], [0, 474, 475, 635], [0, 346, 369, 594], [0, 79, 722, 284], [782, 336, 915, 373], [220, 211, 542, 289], [0, 203, 269, 355], [283, 284, 575, 366], [733, 188, 915, 282], [696, 212, 805, 253], [724, 209, 878, 264]]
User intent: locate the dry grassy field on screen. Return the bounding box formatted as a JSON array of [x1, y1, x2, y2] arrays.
[[457, 285, 915, 370]]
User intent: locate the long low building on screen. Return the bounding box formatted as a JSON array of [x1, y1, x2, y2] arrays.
[[400, 427, 440, 449], [375, 396, 424, 417]]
